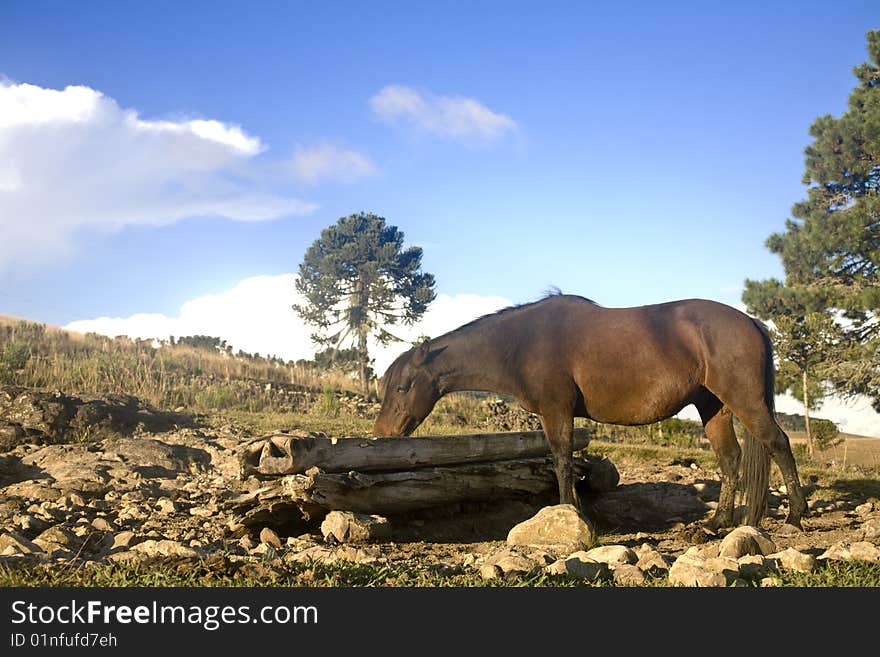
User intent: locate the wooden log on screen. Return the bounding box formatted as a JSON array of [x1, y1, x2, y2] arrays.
[[233, 456, 597, 518], [239, 428, 590, 476]]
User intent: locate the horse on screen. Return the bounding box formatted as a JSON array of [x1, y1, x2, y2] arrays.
[[372, 293, 809, 530]]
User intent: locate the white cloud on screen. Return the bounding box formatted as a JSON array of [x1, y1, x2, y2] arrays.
[[370, 85, 517, 141], [65, 273, 880, 437], [64, 274, 512, 376], [290, 143, 378, 185], [0, 81, 315, 271]]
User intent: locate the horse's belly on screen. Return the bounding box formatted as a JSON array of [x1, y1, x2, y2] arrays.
[[577, 377, 695, 425]]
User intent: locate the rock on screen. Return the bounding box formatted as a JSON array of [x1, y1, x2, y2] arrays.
[[492, 553, 538, 577], [555, 552, 611, 581], [612, 564, 647, 586], [320, 511, 392, 544], [854, 502, 874, 517], [4, 480, 61, 501], [34, 526, 76, 548], [506, 504, 596, 552], [849, 541, 880, 562], [668, 554, 730, 587], [769, 547, 817, 573], [91, 517, 113, 532], [259, 527, 283, 549], [156, 498, 177, 514], [583, 545, 637, 565], [737, 554, 773, 579], [130, 539, 198, 559], [760, 576, 782, 587], [719, 526, 776, 558], [0, 531, 43, 555], [863, 518, 880, 541], [480, 563, 503, 580], [684, 543, 720, 559], [583, 457, 619, 492], [635, 544, 671, 575], [111, 531, 136, 550], [819, 542, 852, 562], [776, 523, 802, 536]]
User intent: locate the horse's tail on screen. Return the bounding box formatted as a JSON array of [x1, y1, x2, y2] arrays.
[[740, 317, 773, 526]]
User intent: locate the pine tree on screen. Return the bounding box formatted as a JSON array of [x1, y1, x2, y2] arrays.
[[744, 30, 880, 412], [293, 212, 436, 394]]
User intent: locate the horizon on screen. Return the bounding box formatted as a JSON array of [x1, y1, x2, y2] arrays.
[[1, 2, 878, 436]]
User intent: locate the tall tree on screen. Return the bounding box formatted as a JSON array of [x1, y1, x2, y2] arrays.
[[742, 281, 838, 456], [294, 212, 436, 394], [744, 30, 880, 411]]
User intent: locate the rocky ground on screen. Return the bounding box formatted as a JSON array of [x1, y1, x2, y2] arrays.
[[1, 387, 878, 586]]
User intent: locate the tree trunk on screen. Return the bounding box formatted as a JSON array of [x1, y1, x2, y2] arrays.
[[802, 369, 813, 459], [234, 455, 602, 518], [240, 428, 592, 476], [357, 325, 368, 396]]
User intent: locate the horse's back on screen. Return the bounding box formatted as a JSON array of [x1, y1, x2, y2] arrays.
[[531, 296, 768, 423]]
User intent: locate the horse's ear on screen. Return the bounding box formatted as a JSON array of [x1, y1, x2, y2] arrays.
[[412, 340, 445, 366], [412, 339, 431, 365]]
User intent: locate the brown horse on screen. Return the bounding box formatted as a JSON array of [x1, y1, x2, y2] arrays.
[[373, 293, 808, 530]]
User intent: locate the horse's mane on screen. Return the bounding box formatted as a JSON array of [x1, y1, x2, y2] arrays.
[[434, 290, 599, 340]]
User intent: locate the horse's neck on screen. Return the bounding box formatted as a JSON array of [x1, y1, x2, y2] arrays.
[[432, 328, 515, 397]]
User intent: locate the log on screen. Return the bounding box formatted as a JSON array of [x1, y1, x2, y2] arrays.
[[239, 428, 590, 477], [233, 455, 598, 519]]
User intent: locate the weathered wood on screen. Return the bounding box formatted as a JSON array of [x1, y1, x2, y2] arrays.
[[240, 428, 590, 476], [234, 456, 596, 517]]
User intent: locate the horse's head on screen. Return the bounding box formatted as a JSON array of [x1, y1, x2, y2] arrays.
[[373, 339, 446, 437]]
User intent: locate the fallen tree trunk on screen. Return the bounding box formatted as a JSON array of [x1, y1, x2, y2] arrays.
[[231, 454, 618, 528], [240, 428, 590, 477]]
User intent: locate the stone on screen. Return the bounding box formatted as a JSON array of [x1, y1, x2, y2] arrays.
[[684, 543, 720, 559], [819, 542, 852, 561], [492, 553, 538, 577], [719, 526, 776, 558], [111, 530, 136, 550], [760, 576, 781, 587], [480, 563, 503, 580], [156, 498, 177, 514], [557, 552, 611, 581], [737, 555, 773, 580], [635, 544, 671, 574], [776, 523, 802, 536], [863, 518, 880, 541], [849, 541, 880, 562], [320, 511, 392, 544], [259, 527, 283, 549], [769, 547, 817, 573], [668, 554, 730, 587], [506, 504, 596, 552], [34, 526, 76, 548], [130, 539, 198, 559], [583, 545, 637, 565], [854, 502, 873, 517], [584, 457, 619, 492], [612, 564, 647, 586], [91, 517, 113, 532], [0, 531, 43, 555]]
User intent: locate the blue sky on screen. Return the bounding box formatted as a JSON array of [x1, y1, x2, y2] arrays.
[[2, 1, 879, 434]]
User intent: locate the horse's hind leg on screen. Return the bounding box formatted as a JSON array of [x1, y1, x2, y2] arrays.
[[696, 391, 740, 530], [732, 407, 809, 528]]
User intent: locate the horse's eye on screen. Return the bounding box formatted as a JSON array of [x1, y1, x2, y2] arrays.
[[396, 381, 411, 393], [396, 385, 408, 393]]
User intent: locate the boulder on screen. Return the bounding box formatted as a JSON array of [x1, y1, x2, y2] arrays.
[[320, 510, 392, 544], [719, 526, 776, 558], [582, 545, 637, 565], [768, 547, 817, 573], [506, 504, 596, 552]]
